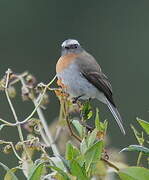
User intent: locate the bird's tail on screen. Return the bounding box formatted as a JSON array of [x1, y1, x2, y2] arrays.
[[105, 99, 126, 135]]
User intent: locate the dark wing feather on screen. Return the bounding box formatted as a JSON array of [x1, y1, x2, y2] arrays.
[[82, 71, 116, 107]]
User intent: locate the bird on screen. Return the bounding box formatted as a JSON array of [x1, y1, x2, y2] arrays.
[[56, 39, 125, 135]]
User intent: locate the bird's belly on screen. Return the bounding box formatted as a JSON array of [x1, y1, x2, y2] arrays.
[[57, 63, 103, 101]]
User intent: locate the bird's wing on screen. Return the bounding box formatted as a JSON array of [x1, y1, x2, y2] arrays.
[[82, 71, 116, 107], [76, 51, 116, 107]]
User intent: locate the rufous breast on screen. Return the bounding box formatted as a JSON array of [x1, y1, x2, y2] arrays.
[[56, 53, 79, 73]]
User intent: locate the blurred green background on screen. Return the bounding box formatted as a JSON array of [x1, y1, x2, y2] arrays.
[[0, 0, 149, 177]]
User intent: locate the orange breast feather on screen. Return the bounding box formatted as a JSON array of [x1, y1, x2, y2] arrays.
[[56, 53, 79, 73]]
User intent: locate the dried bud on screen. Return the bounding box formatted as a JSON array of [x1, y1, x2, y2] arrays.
[[54, 89, 69, 98], [15, 142, 23, 151], [0, 78, 5, 90], [40, 153, 49, 160], [27, 134, 35, 140], [23, 119, 40, 132], [7, 86, 16, 98], [40, 93, 49, 106], [21, 86, 30, 101], [5, 69, 13, 77], [35, 82, 45, 93], [3, 144, 12, 154], [26, 74, 36, 88], [23, 123, 34, 132]]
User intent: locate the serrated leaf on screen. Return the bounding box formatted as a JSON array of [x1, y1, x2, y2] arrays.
[[118, 166, 149, 180], [0, 162, 18, 180], [137, 118, 149, 135], [47, 165, 70, 180], [120, 145, 149, 155], [28, 162, 44, 180], [70, 160, 88, 180], [84, 140, 103, 172], [65, 142, 80, 161]]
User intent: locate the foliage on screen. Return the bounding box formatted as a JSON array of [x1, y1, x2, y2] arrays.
[[0, 69, 148, 180]]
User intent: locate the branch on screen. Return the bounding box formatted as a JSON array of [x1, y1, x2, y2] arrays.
[[4, 69, 31, 160]]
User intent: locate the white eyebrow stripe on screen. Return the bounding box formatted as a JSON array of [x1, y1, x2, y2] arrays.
[[61, 39, 80, 47]]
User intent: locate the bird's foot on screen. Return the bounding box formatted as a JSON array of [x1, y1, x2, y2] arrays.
[[72, 94, 84, 104]]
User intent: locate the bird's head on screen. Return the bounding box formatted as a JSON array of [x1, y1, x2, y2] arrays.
[[61, 39, 83, 55]]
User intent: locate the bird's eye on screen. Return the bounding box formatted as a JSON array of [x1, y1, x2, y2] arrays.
[[65, 46, 70, 49], [71, 44, 78, 49], [65, 44, 78, 49]]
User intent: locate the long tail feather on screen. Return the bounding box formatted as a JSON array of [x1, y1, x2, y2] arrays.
[[105, 99, 126, 135]]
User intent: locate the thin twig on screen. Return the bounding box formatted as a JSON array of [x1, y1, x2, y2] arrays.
[[18, 74, 60, 156], [19, 75, 57, 125], [101, 157, 119, 171], [0, 76, 57, 127], [4, 69, 31, 160], [33, 99, 60, 156], [61, 99, 82, 142], [2, 141, 22, 161], [10, 142, 23, 161], [9, 71, 28, 86], [38, 125, 50, 147], [137, 152, 143, 166]]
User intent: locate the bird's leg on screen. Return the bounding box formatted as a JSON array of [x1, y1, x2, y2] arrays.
[[72, 94, 84, 104]]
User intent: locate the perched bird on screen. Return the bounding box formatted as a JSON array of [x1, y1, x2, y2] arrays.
[[56, 39, 125, 135]]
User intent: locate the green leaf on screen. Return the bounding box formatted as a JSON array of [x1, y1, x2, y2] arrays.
[[0, 162, 18, 180], [84, 140, 103, 172], [70, 160, 88, 180], [137, 118, 149, 135], [103, 120, 108, 132], [57, 156, 70, 173], [120, 145, 149, 155], [80, 138, 88, 154], [95, 108, 100, 131], [71, 120, 85, 138], [28, 162, 44, 180], [47, 165, 70, 180], [131, 125, 144, 145], [4, 168, 18, 180], [87, 129, 97, 147], [118, 166, 149, 180], [65, 142, 80, 161], [95, 109, 108, 132], [81, 101, 93, 120], [50, 157, 67, 171], [87, 110, 93, 119], [22, 159, 34, 178]]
